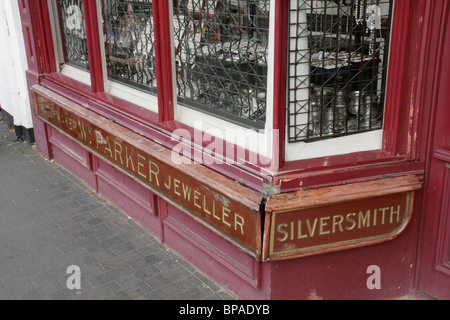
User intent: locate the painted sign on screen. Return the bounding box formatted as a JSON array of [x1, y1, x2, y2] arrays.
[[32, 87, 262, 257], [263, 176, 421, 261]]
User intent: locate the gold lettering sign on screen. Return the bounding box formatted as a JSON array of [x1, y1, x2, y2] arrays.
[[32, 86, 262, 258], [263, 176, 421, 261]]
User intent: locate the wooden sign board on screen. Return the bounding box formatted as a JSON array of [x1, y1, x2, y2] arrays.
[[263, 176, 421, 261], [32, 86, 263, 258]]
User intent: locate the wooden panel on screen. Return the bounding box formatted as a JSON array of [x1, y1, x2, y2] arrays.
[[96, 157, 155, 215], [95, 157, 159, 235], [419, 153, 450, 299], [433, 160, 450, 276], [48, 127, 96, 189], [162, 203, 268, 299], [49, 126, 91, 169], [264, 176, 421, 261]]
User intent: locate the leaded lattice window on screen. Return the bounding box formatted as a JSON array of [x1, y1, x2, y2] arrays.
[[288, 0, 393, 142], [173, 0, 270, 129], [102, 0, 157, 93], [57, 0, 89, 70]]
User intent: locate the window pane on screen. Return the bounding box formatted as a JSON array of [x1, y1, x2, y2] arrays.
[[102, 0, 157, 93], [173, 0, 270, 129], [57, 0, 89, 70], [288, 0, 393, 142]]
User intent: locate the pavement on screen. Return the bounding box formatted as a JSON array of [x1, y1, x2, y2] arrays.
[[0, 120, 236, 300]]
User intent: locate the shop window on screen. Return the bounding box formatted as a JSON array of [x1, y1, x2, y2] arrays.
[[287, 0, 393, 143], [173, 0, 270, 130], [102, 0, 157, 93], [56, 0, 89, 71], [42, 0, 415, 167]]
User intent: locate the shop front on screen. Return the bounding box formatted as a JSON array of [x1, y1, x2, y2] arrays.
[[19, 0, 449, 299]]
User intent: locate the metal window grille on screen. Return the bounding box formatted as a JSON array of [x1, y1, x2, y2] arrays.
[[57, 0, 89, 70], [288, 0, 393, 142], [173, 0, 270, 129], [102, 0, 157, 93]]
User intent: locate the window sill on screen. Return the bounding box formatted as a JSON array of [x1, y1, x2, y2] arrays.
[[276, 150, 425, 192]]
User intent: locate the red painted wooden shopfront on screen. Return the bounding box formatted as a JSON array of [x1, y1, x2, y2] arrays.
[[19, 0, 449, 299]]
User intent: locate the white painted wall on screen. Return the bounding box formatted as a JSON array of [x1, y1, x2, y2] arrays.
[[0, 0, 32, 129]]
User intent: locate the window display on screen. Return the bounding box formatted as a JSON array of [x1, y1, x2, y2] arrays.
[[57, 0, 89, 70], [102, 0, 157, 92], [173, 0, 270, 129], [288, 0, 392, 142]]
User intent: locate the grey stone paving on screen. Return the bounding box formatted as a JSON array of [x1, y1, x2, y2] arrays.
[[0, 120, 236, 300]]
